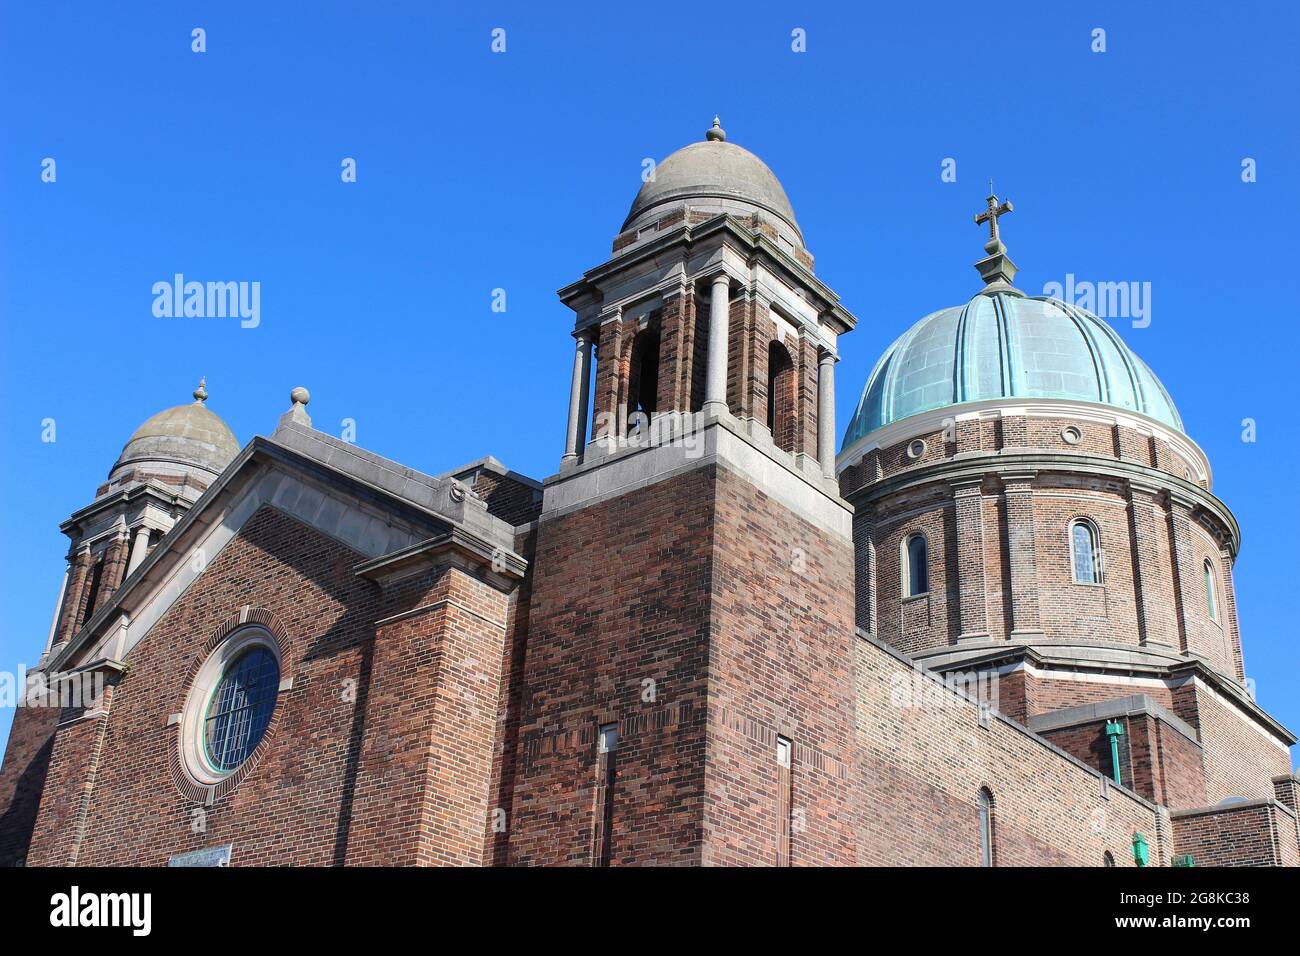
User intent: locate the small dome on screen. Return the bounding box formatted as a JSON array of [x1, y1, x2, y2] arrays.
[[843, 291, 1183, 447], [112, 386, 240, 478], [624, 123, 802, 244]]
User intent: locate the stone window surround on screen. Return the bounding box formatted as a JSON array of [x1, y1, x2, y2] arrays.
[[177, 624, 283, 789], [901, 530, 930, 598]]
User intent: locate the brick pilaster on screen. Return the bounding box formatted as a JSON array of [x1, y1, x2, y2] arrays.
[[26, 670, 121, 866], [1002, 474, 1042, 637], [54, 548, 92, 647], [1127, 484, 1177, 649], [344, 563, 511, 866], [951, 480, 989, 640]]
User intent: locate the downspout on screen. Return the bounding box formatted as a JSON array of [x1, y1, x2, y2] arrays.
[[1105, 720, 1125, 785]]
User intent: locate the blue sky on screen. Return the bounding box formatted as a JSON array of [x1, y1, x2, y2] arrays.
[[1, 0, 1296, 764]]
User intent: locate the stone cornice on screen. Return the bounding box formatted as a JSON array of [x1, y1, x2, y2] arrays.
[[837, 397, 1213, 488], [558, 213, 857, 335], [915, 638, 1293, 745]]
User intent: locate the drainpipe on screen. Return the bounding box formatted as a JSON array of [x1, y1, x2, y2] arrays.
[[1105, 720, 1125, 785]]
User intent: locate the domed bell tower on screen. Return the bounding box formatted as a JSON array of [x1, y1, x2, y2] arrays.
[[42, 379, 239, 666], [504, 121, 862, 866]]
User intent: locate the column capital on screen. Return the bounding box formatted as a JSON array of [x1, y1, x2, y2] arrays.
[[948, 477, 986, 494]]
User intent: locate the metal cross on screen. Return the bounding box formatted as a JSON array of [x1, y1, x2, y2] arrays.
[[974, 191, 1014, 244]]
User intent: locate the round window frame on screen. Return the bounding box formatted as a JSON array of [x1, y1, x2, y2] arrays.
[[1061, 425, 1083, 445], [906, 438, 927, 460], [179, 626, 282, 788]]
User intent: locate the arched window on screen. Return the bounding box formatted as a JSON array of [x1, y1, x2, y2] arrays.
[[767, 340, 796, 453], [1204, 559, 1218, 621], [978, 788, 995, 867], [626, 329, 660, 437], [903, 533, 928, 597], [1070, 519, 1102, 584], [1103, 850, 1115, 867]]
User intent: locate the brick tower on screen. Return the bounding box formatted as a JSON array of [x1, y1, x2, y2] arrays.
[[503, 120, 862, 865]]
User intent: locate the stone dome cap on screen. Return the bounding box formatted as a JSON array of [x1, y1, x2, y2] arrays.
[[111, 379, 240, 478], [623, 118, 802, 244], [843, 290, 1183, 447]]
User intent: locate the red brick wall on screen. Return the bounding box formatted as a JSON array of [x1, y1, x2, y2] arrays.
[[703, 466, 856, 865], [29, 506, 381, 865], [0, 699, 61, 865], [506, 462, 857, 866], [1194, 684, 1292, 803], [506, 467, 716, 865], [854, 468, 1244, 683], [343, 564, 510, 866], [854, 637, 1163, 866], [24, 504, 515, 867], [1171, 801, 1298, 866]]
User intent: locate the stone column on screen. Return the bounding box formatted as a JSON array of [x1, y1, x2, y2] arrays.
[[817, 350, 836, 478], [1002, 473, 1043, 638], [125, 525, 152, 578], [704, 273, 730, 415], [562, 329, 593, 464], [42, 565, 71, 661], [951, 479, 990, 642]]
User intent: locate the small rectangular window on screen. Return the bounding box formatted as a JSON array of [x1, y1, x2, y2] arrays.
[[775, 736, 792, 768], [598, 723, 618, 754]]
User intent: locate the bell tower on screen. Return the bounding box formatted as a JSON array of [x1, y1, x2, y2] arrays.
[[504, 121, 861, 865]]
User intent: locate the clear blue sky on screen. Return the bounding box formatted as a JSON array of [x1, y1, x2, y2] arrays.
[[1, 1, 1296, 765]]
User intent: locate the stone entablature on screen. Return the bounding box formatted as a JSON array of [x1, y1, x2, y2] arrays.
[[838, 401, 1212, 492]]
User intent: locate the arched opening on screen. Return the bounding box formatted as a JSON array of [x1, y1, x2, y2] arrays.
[[625, 329, 660, 438], [767, 340, 796, 452], [1204, 559, 1218, 621], [903, 533, 929, 597], [1103, 850, 1115, 867], [1070, 518, 1102, 584], [978, 787, 995, 867]]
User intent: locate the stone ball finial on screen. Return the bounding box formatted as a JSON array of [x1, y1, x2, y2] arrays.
[[705, 116, 726, 142], [193, 377, 208, 404], [290, 386, 310, 407]]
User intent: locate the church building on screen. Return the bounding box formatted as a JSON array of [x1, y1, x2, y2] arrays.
[[1, 120, 1296, 867]]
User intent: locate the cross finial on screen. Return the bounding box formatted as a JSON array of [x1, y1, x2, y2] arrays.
[[974, 191, 1014, 248], [972, 188, 1019, 291]]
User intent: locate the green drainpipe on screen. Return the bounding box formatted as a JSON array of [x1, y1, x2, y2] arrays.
[[1105, 720, 1125, 785], [1133, 832, 1150, 867]]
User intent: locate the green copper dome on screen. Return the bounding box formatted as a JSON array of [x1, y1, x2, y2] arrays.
[[843, 291, 1182, 447]]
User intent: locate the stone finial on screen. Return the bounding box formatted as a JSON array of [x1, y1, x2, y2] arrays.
[[706, 116, 726, 142], [192, 377, 208, 404], [973, 188, 1019, 291], [278, 386, 312, 431]]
